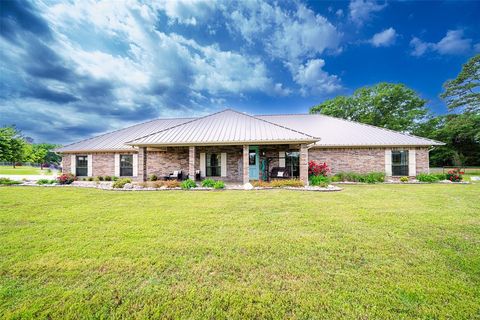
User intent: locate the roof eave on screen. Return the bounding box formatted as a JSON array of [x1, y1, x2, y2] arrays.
[[127, 139, 319, 147]]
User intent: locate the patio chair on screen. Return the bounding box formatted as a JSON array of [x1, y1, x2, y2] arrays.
[[164, 170, 182, 180]]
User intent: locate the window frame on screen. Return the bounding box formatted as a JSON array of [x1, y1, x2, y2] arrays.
[[206, 153, 221, 177], [391, 150, 409, 176], [76, 155, 88, 177], [285, 151, 300, 178], [120, 154, 133, 177]]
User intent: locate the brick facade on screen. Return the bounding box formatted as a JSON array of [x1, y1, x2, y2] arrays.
[[61, 146, 431, 180]]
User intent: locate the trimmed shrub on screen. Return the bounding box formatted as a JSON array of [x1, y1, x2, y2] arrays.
[[0, 178, 22, 185], [400, 176, 409, 183], [333, 172, 384, 183], [213, 180, 225, 189], [416, 173, 439, 183], [112, 176, 119, 181], [181, 179, 197, 189], [57, 173, 76, 185], [112, 178, 132, 189], [37, 179, 55, 185], [310, 175, 330, 187], [104, 176, 112, 181], [364, 172, 385, 183], [148, 174, 158, 181], [98, 176, 104, 181], [251, 180, 271, 188], [201, 178, 216, 188]]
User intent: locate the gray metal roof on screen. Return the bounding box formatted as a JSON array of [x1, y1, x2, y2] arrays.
[[56, 118, 193, 152], [127, 109, 318, 146], [57, 109, 443, 153], [257, 114, 444, 147]]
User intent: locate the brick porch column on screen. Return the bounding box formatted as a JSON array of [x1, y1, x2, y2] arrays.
[[189, 146, 195, 180], [242, 145, 249, 184], [138, 147, 148, 182], [300, 144, 308, 185]]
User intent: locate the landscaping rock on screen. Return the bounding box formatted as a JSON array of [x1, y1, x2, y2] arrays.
[[243, 183, 253, 190], [123, 183, 133, 189]]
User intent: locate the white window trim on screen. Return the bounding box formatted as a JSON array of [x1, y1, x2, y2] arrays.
[[221, 153, 227, 177], [87, 154, 93, 177], [132, 154, 138, 177], [279, 151, 286, 167], [70, 155, 76, 174], [408, 149, 416, 177], [200, 153, 206, 178], [114, 154, 120, 177], [384, 149, 392, 176]]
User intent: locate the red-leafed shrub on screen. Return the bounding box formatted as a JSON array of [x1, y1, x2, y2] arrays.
[[308, 161, 330, 177], [57, 173, 76, 185], [446, 169, 463, 182]]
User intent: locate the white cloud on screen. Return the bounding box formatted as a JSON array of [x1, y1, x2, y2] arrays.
[[154, 0, 217, 25], [349, 0, 386, 26], [370, 27, 397, 47], [410, 29, 476, 57], [336, 9, 344, 17], [294, 59, 342, 95]]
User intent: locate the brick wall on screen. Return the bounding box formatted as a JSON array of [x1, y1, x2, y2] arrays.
[[61, 152, 135, 177], [415, 147, 429, 174], [195, 146, 243, 181], [61, 155, 71, 174], [308, 148, 386, 174], [146, 148, 189, 178]]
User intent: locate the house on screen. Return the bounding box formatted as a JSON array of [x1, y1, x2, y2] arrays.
[[57, 109, 444, 183]]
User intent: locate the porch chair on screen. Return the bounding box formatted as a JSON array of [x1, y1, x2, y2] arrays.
[[270, 167, 291, 180]]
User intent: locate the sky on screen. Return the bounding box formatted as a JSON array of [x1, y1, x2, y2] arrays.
[[1, 0, 479, 144]]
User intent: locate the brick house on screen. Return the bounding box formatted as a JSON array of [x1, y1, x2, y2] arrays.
[[57, 109, 443, 184]]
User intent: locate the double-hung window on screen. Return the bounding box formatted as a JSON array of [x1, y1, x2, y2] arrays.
[[392, 150, 409, 176], [120, 155, 133, 176], [206, 153, 221, 177], [76, 155, 88, 176]]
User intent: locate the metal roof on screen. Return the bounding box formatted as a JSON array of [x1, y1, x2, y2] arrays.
[[127, 109, 318, 146], [56, 118, 193, 152], [57, 109, 443, 153], [257, 114, 444, 147]]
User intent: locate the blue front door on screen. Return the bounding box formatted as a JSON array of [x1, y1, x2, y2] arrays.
[[249, 146, 259, 180]]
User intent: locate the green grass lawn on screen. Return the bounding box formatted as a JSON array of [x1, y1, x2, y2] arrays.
[[0, 165, 52, 175], [1, 185, 479, 319]]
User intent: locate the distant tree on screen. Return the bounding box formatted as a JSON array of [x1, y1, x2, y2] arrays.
[[414, 113, 480, 166], [0, 125, 27, 168], [440, 54, 480, 113], [31, 143, 61, 168], [310, 83, 428, 132]]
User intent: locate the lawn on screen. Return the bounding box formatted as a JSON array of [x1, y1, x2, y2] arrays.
[[0, 165, 52, 175], [1, 185, 479, 319]]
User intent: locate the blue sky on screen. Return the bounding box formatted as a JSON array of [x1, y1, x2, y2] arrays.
[[1, 0, 479, 144]]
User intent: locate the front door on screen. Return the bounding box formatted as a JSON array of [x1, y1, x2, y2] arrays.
[[249, 146, 259, 180]]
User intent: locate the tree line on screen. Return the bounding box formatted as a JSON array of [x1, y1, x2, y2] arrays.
[[310, 54, 480, 167], [0, 126, 60, 168]]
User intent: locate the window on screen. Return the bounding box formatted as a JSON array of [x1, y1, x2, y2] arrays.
[[285, 151, 300, 178], [392, 150, 409, 176], [76, 155, 88, 176], [206, 153, 221, 177], [120, 155, 133, 176], [249, 150, 256, 165]]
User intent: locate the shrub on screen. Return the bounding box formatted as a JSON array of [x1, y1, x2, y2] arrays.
[[446, 169, 463, 182], [94, 177, 100, 182], [57, 173, 75, 185], [148, 174, 158, 181], [164, 180, 181, 188], [333, 172, 384, 183], [37, 179, 55, 185], [112, 178, 132, 188], [433, 173, 447, 180], [251, 180, 271, 187], [400, 176, 409, 183], [213, 180, 225, 189], [98, 176, 104, 181], [201, 178, 216, 188], [308, 161, 330, 177], [416, 173, 439, 183], [270, 179, 304, 188], [104, 176, 112, 181], [310, 175, 330, 187], [0, 178, 22, 185], [181, 179, 197, 189], [112, 176, 119, 181], [46, 169, 52, 174]]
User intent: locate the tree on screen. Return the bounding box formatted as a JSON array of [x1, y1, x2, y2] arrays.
[[0, 125, 27, 168], [310, 83, 428, 132], [440, 54, 480, 113]]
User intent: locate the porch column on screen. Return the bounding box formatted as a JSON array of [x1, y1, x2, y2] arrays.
[[138, 147, 148, 182], [189, 146, 195, 180], [242, 145, 249, 184], [300, 144, 308, 185]]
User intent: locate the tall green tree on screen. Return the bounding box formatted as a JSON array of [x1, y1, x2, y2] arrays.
[[440, 54, 480, 113], [0, 125, 27, 168], [310, 83, 428, 132]]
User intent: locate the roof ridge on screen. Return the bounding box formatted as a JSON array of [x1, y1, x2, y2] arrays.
[[57, 116, 195, 151], [259, 113, 443, 145], [127, 108, 318, 144]]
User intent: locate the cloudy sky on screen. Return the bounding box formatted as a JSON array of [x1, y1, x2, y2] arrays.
[[1, 0, 479, 144]]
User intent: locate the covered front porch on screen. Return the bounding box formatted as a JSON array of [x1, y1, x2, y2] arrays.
[[136, 143, 309, 184]]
